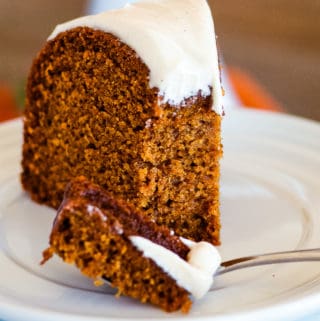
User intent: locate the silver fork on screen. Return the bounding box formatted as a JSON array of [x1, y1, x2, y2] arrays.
[[217, 248, 320, 275]]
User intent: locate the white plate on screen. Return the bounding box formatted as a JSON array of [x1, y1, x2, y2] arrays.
[[1, 109, 320, 321]]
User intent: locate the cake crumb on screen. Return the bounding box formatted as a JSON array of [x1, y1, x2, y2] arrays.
[[94, 278, 104, 287]]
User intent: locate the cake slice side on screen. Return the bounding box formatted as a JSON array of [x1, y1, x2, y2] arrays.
[[135, 102, 222, 244], [21, 28, 158, 209]]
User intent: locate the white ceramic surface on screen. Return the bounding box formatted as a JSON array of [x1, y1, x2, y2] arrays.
[[1, 109, 320, 321]]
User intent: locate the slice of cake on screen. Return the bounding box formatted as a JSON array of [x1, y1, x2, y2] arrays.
[[42, 177, 221, 312], [22, 0, 223, 244]]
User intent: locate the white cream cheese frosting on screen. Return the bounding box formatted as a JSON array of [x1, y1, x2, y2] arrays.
[[129, 235, 221, 299], [48, 0, 222, 114]]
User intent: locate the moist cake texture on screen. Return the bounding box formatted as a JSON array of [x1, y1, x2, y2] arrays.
[[42, 177, 193, 312], [21, 0, 223, 244]]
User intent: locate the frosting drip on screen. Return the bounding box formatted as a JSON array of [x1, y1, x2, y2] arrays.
[[129, 236, 221, 299], [48, 0, 222, 114]]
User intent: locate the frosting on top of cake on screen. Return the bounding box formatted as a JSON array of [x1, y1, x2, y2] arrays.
[[48, 0, 222, 114], [129, 235, 221, 298]]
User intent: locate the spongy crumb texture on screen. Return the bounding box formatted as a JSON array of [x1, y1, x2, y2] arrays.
[[42, 177, 192, 312], [22, 27, 222, 244]]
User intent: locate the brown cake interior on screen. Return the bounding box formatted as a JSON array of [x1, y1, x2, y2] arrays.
[[43, 177, 192, 312], [22, 27, 222, 244]]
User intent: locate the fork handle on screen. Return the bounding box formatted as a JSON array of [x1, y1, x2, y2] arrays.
[[217, 248, 320, 275]]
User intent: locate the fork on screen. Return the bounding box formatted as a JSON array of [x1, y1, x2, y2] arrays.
[[218, 248, 320, 275]]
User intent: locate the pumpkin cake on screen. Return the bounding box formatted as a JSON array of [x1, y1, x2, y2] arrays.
[[21, 0, 223, 244], [42, 177, 221, 312]]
